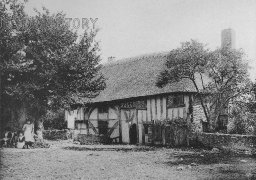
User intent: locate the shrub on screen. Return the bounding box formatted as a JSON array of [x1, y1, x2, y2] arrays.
[[43, 110, 67, 130], [228, 108, 256, 135], [43, 130, 69, 140]]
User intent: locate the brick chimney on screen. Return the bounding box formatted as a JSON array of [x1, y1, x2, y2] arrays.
[[221, 28, 236, 49]]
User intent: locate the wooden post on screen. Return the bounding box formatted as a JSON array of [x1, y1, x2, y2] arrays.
[[147, 99, 151, 122], [163, 96, 167, 119], [118, 106, 122, 143], [136, 109, 139, 144], [142, 123, 145, 144], [151, 123, 155, 145], [97, 107, 99, 135]]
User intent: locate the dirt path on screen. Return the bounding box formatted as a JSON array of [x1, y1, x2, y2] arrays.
[[1, 141, 256, 180]]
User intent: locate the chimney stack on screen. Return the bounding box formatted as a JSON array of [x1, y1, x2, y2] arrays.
[[221, 28, 236, 49]]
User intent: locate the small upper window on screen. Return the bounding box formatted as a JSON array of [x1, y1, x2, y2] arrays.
[[98, 106, 108, 114], [167, 95, 184, 108]]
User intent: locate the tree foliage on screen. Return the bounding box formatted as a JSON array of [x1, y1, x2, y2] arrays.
[[157, 40, 210, 124], [43, 109, 66, 130], [157, 40, 251, 131], [228, 81, 256, 135], [157, 40, 208, 86], [248, 81, 256, 113], [0, 0, 105, 129], [228, 96, 256, 135]]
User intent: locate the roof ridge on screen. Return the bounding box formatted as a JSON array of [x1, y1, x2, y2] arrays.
[[104, 51, 169, 67]]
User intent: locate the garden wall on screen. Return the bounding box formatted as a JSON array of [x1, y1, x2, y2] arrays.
[[191, 132, 256, 154]]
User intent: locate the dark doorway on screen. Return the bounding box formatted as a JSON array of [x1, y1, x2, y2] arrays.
[[129, 124, 137, 144]]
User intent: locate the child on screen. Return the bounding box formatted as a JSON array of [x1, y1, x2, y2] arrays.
[[16, 132, 25, 149], [10, 132, 18, 147], [1, 130, 13, 147], [1, 131, 10, 147], [23, 119, 35, 149]]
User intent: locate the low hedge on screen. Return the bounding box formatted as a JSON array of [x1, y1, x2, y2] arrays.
[[75, 134, 112, 145], [43, 129, 71, 140]]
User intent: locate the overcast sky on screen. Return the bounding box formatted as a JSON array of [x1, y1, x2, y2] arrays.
[[25, 0, 256, 80]]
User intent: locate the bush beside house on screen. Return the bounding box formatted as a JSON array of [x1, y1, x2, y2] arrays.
[[43, 129, 71, 140]]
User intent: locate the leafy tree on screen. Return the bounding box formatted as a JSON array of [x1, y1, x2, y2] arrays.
[[0, 0, 105, 132], [228, 97, 256, 135], [157, 40, 251, 131], [0, 0, 28, 130], [248, 81, 256, 113], [157, 40, 210, 123], [42, 109, 66, 130], [206, 47, 251, 130]]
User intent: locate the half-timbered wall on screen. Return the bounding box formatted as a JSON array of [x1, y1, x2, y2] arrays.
[[145, 95, 190, 121], [119, 99, 146, 144], [137, 110, 147, 144], [65, 106, 120, 141], [88, 108, 98, 134], [121, 109, 136, 143], [65, 93, 191, 144], [141, 95, 190, 144], [146, 96, 166, 121], [107, 107, 119, 139]]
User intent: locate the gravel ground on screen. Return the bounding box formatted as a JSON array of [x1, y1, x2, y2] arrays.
[[1, 140, 256, 180]]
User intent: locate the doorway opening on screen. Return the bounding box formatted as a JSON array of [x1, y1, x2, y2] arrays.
[[129, 123, 137, 144]]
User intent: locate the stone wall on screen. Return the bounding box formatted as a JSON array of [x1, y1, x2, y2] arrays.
[[192, 103, 206, 132], [191, 132, 256, 154]]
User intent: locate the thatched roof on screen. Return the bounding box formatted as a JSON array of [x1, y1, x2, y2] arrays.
[[85, 51, 202, 103]]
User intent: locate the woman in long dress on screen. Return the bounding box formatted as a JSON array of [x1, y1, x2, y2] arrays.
[[22, 120, 34, 148]]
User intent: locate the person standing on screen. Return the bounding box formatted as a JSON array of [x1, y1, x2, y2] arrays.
[[22, 120, 34, 148]]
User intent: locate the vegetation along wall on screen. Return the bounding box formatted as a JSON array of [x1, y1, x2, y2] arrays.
[[192, 132, 256, 154]]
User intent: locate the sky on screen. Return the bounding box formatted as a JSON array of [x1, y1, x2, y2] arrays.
[[24, 0, 256, 80]]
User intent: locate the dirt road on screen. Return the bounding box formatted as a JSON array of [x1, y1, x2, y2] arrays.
[[1, 141, 256, 180]]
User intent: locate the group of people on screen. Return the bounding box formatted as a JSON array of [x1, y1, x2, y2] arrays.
[[1, 120, 35, 149]]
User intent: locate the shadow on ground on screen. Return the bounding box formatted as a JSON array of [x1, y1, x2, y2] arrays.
[[167, 152, 241, 165], [62, 146, 156, 152], [166, 151, 256, 180]]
